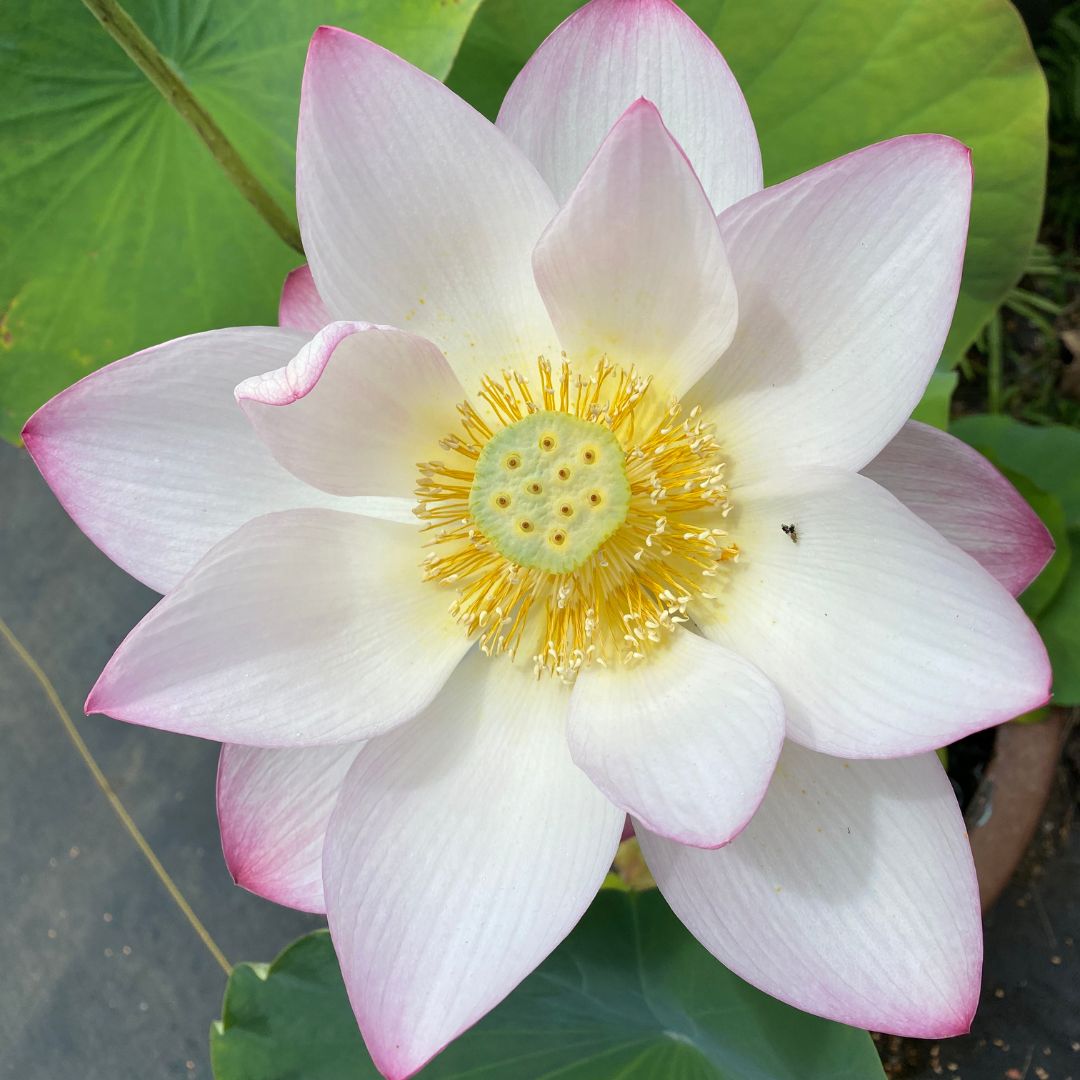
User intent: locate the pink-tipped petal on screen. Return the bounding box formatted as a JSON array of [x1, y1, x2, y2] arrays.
[[639, 743, 982, 1038], [696, 136, 972, 481], [569, 628, 783, 848], [278, 265, 331, 332], [217, 741, 363, 913], [298, 27, 558, 395], [700, 468, 1050, 758], [863, 421, 1054, 597], [86, 510, 471, 746], [236, 322, 465, 499], [323, 651, 624, 1080], [20, 327, 394, 594], [533, 99, 738, 395], [498, 0, 761, 212]]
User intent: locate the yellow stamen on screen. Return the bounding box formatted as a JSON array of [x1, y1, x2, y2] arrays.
[[416, 358, 738, 682]]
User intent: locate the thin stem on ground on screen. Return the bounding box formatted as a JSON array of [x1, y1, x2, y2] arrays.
[[0, 615, 232, 977]]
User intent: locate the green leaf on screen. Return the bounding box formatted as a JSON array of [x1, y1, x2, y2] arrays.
[[950, 415, 1080, 527], [0, 0, 482, 444], [1011, 706, 1049, 726], [447, 0, 1047, 369], [211, 891, 884, 1080], [1039, 530, 1080, 706], [910, 371, 958, 431]]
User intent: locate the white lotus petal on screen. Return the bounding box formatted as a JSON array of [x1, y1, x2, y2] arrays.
[[499, 0, 761, 211], [640, 744, 982, 1038], [533, 100, 737, 396], [298, 27, 558, 394], [217, 741, 362, 913], [323, 652, 623, 1079], [696, 136, 972, 479], [87, 510, 470, 746], [699, 467, 1049, 757], [569, 628, 783, 847]]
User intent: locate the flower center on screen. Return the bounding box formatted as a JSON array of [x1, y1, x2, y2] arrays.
[[468, 411, 631, 574], [415, 358, 738, 681]]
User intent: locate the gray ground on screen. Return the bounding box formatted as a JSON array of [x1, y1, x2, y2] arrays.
[[1, 442, 320, 1079], [2, 439, 1077, 1080]]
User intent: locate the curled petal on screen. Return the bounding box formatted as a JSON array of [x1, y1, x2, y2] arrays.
[[236, 322, 465, 499]]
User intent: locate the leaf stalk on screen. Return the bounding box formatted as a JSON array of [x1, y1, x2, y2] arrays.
[[80, 0, 305, 254]]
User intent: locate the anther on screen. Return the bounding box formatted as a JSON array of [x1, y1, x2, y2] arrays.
[[428, 356, 730, 676]]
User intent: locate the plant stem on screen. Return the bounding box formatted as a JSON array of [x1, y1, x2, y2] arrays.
[[80, 0, 305, 255], [0, 615, 232, 976], [987, 310, 1005, 414]]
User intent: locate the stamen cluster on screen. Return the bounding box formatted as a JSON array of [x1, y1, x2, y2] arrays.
[[415, 358, 738, 681]]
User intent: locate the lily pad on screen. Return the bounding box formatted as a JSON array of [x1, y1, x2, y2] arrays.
[[0, 0, 481, 443], [951, 414, 1080, 527], [447, 0, 1047, 370], [211, 890, 884, 1079]]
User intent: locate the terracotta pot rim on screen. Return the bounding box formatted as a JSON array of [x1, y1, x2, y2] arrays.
[[965, 710, 1066, 913]]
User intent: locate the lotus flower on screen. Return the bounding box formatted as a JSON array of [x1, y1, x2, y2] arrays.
[[24, 0, 1053, 1075]]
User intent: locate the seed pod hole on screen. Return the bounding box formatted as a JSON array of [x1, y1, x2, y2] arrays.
[[557, 467, 571, 481], [551, 530, 566, 546], [494, 494, 511, 509], [559, 504, 574, 517], [582, 448, 597, 464], [539, 434, 557, 451], [505, 454, 522, 470], [527, 481, 543, 495], [519, 519, 534, 533], [588, 492, 603, 507]]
